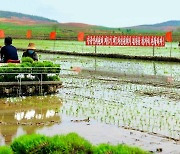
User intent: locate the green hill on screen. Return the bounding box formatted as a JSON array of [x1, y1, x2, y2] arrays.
[[0, 10, 58, 23], [142, 20, 180, 27]]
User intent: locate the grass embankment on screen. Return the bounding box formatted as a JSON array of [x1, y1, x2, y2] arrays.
[[0, 39, 179, 58], [0, 133, 149, 154]]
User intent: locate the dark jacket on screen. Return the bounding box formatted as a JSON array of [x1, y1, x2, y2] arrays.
[[1, 45, 18, 62], [22, 49, 38, 61]]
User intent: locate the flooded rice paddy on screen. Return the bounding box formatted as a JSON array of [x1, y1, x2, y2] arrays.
[[0, 96, 62, 145], [0, 53, 180, 153]]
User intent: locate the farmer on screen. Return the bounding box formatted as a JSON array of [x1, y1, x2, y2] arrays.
[[0, 37, 18, 63], [22, 43, 38, 61]]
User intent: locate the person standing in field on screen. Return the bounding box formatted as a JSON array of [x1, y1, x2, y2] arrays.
[[178, 41, 180, 49], [22, 43, 38, 61], [0, 37, 18, 63]]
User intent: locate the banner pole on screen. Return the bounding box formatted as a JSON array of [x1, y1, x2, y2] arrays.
[[170, 42, 172, 57], [153, 45, 155, 56], [82, 43, 84, 52], [95, 58, 97, 71], [53, 39, 56, 51], [95, 45, 97, 54], [153, 62, 157, 75], [53, 27, 57, 51]]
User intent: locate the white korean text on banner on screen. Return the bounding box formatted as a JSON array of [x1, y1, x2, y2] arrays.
[[86, 35, 165, 47]]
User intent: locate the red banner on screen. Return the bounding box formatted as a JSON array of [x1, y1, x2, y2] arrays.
[[165, 31, 172, 42], [86, 35, 165, 47], [0, 30, 5, 38], [50, 31, 56, 40], [78, 32, 84, 41], [26, 30, 32, 39]]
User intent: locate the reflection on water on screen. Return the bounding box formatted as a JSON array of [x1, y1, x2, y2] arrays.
[[14, 109, 56, 121], [0, 95, 62, 145]]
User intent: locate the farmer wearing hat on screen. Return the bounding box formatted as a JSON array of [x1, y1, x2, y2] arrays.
[[22, 43, 38, 61]]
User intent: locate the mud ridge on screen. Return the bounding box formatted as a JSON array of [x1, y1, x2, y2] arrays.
[[18, 48, 180, 63]]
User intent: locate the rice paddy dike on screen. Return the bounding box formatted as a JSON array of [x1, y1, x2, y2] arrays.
[[0, 45, 179, 153]]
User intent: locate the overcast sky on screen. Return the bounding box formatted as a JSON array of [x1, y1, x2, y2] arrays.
[[0, 0, 179, 27]]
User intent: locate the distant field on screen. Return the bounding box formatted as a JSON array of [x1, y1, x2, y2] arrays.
[[0, 23, 62, 38], [0, 39, 179, 58], [0, 22, 119, 39], [0, 22, 175, 40]]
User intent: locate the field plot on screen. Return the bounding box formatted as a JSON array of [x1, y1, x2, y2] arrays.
[[55, 55, 180, 137], [0, 53, 179, 153], [55, 55, 180, 152]]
